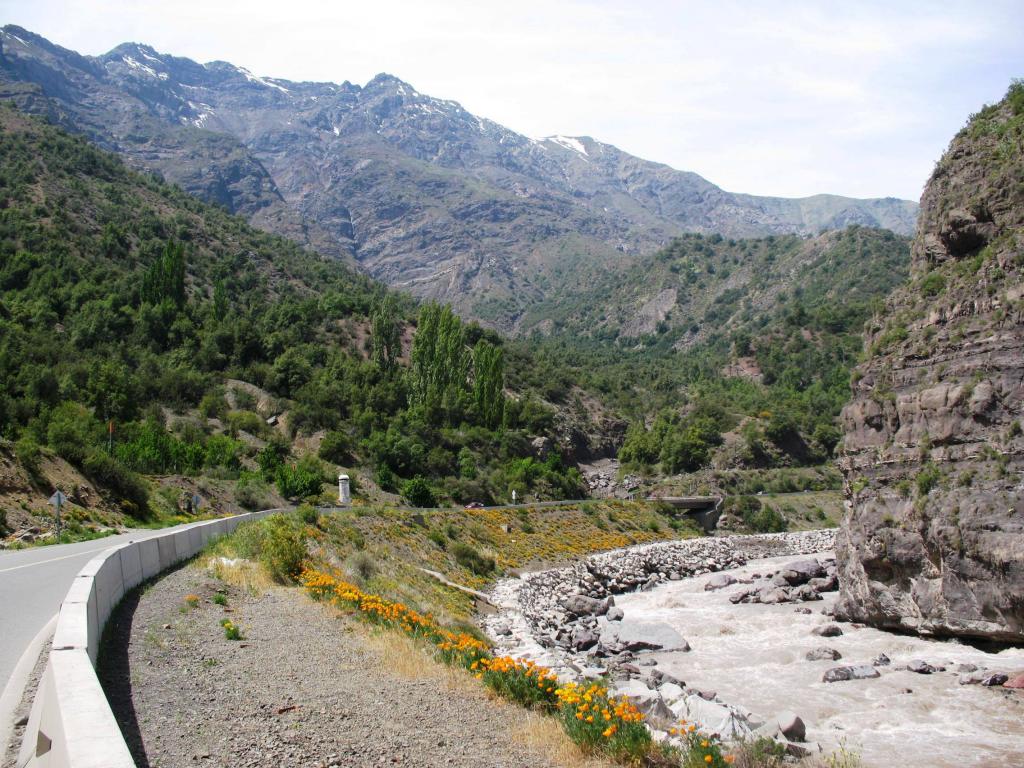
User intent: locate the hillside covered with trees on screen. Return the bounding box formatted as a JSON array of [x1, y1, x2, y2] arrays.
[[0, 107, 587, 535]]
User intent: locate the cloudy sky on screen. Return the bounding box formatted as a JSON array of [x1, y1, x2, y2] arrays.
[[2, 0, 1021, 200]]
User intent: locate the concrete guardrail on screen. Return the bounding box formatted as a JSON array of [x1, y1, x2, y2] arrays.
[[16, 508, 282, 768]]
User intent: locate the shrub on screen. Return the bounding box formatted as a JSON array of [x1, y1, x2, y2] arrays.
[[346, 551, 377, 583], [451, 542, 495, 575], [916, 463, 942, 497], [212, 592, 227, 606], [296, 503, 320, 527], [199, 389, 227, 419], [219, 618, 242, 640], [920, 271, 946, 297], [401, 476, 436, 508], [15, 436, 43, 480], [234, 472, 272, 511], [231, 514, 308, 583], [226, 410, 265, 436], [260, 514, 308, 582], [318, 430, 352, 465], [275, 459, 323, 500], [81, 450, 149, 516], [0, 508, 7, 536], [46, 402, 100, 464], [746, 503, 787, 533]]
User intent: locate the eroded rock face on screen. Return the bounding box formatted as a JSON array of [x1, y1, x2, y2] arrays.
[[835, 85, 1024, 642]]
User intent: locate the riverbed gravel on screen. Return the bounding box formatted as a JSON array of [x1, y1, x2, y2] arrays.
[[99, 563, 564, 768]]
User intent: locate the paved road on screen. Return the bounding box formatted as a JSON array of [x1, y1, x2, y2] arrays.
[[0, 525, 199, 689]]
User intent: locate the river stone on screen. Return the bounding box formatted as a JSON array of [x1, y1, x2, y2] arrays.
[[570, 625, 599, 651], [822, 665, 880, 683], [759, 587, 791, 604], [607, 606, 624, 621], [806, 647, 842, 661], [776, 711, 806, 742], [812, 623, 844, 637], [671, 694, 753, 741], [784, 559, 826, 584], [613, 679, 674, 722], [1004, 674, 1024, 689], [603, 621, 691, 653], [982, 673, 1009, 686], [907, 659, 935, 674], [659, 682, 685, 702], [705, 573, 737, 591], [563, 594, 608, 616]]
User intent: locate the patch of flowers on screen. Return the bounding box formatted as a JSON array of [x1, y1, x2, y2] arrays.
[[668, 721, 735, 767], [556, 681, 651, 761], [219, 618, 242, 640], [301, 567, 668, 765]]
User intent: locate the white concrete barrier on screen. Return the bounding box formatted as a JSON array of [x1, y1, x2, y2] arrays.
[[17, 508, 283, 768]]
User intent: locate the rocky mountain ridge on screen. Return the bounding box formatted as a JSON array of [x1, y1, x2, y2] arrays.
[[0, 25, 917, 329], [835, 83, 1024, 641]]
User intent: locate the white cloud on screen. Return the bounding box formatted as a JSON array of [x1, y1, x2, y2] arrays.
[[1, 0, 1020, 199]]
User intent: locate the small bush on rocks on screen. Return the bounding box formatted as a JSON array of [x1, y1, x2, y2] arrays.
[[451, 542, 495, 575], [219, 618, 242, 640]]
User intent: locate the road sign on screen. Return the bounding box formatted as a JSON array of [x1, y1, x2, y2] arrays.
[[49, 490, 66, 540]]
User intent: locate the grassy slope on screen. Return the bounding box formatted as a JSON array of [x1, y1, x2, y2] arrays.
[[216, 501, 698, 625]]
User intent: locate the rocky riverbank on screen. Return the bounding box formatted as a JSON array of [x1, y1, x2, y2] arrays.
[[485, 530, 834, 661], [484, 531, 1024, 765]]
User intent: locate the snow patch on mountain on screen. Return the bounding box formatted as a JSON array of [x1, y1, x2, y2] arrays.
[[237, 66, 291, 94], [547, 135, 588, 156]]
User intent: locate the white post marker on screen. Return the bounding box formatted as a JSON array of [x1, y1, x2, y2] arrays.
[[338, 474, 351, 506], [49, 489, 67, 541], [511, 489, 517, 505]]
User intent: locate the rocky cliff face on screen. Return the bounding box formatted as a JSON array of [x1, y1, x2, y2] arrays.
[[835, 84, 1024, 641], [0, 26, 917, 330]]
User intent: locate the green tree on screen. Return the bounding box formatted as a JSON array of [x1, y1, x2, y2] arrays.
[[140, 240, 186, 308], [401, 475, 436, 508], [472, 340, 505, 428], [371, 295, 402, 371], [409, 303, 469, 420]]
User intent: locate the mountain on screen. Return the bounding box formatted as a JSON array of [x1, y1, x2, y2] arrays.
[[508, 225, 910, 342], [0, 26, 918, 330], [835, 83, 1024, 641], [0, 107, 615, 532]]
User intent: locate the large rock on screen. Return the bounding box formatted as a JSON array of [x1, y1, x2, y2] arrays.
[[835, 85, 1024, 643], [822, 665, 880, 683], [805, 647, 842, 661], [775, 711, 806, 742], [563, 594, 609, 617], [704, 573, 737, 591], [670, 694, 755, 741], [602, 621, 690, 653]]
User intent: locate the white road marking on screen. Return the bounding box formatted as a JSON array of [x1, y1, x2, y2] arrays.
[[0, 542, 129, 574]]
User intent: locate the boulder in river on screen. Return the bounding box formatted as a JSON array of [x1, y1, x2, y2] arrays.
[[602, 621, 690, 653], [812, 623, 844, 637], [806, 647, 842, 662], [822, 665, 880, 683]]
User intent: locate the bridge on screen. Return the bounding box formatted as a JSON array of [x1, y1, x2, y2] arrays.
[[646, 495, 723, 532]]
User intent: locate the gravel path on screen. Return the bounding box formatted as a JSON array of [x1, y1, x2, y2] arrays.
[[99, 564, 566, 768]]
